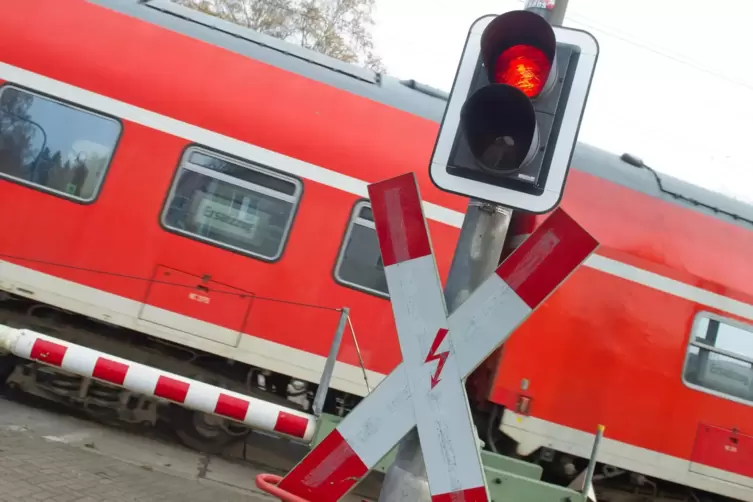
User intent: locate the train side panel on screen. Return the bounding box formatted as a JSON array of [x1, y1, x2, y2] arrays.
[[0, 0, 465, 395], [488, 169, 753, 499], [0, 0, 463, 212]]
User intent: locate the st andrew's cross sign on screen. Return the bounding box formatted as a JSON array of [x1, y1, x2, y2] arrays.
[[278, 173, 599, 501]]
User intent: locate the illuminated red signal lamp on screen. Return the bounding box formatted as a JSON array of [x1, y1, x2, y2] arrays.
[[460, 10, 557, 174], [494, 44, 552, 98]]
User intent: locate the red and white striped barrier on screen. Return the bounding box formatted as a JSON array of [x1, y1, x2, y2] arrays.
[[273, 173, 599, 502], [0, 325, 317, 441]]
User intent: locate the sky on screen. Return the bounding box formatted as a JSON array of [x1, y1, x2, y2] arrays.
[[371, 0, 753, 204]]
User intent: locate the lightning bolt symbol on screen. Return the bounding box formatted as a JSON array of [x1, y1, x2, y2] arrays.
[[425, 328, 450, 390]]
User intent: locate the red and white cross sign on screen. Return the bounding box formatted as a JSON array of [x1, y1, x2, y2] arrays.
[[278, 173, 599, 501], [370, 174, 488, 501]]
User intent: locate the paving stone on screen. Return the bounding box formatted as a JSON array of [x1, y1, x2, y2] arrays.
[[0, 429, 268, 502]]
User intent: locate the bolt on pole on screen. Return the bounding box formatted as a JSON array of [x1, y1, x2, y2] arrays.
[[376, 2, 569, 501]]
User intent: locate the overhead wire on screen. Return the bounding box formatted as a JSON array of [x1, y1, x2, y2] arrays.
[[512, 0, 753, 91], [566, 15, 753, 92]]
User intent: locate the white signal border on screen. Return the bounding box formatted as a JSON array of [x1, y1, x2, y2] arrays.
[[428, 14, 599, 213]]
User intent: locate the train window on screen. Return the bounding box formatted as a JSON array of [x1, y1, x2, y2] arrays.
[[683, 313, 753, 404], [0, 85, 121, 201], [161, 147, 302, 261], [333, 201, 388, 298]]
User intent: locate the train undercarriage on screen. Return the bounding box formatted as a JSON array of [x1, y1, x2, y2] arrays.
[[0, 291, 730, 502]]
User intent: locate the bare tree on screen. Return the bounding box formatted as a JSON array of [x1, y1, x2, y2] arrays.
[[0, 89, 43, 178], [173, 0, 384, 72]]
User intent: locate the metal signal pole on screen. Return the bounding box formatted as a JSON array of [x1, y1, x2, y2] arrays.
[[376, 2, 569, 501]]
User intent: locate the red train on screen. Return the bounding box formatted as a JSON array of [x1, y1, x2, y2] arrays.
[[0, 1, 751, 500]]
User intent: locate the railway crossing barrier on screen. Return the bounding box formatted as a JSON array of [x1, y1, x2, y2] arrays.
[[0, 295, 359, 444], [0, 324, 319, 441], [255, 172, 602, 501]]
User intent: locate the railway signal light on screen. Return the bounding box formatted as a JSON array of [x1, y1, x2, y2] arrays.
[[429, 10, 599, 213]]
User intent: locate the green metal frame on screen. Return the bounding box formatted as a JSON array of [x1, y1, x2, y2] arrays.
[[311, 414, 588, 502]]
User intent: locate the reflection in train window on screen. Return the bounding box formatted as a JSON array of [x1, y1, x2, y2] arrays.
[[162, 147, 302, 261], [683, 313, 753, 404], [0, 86, 121, 201], [334, 201, 388, 298]]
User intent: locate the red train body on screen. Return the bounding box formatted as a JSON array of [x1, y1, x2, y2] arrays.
[[1, 1, 752, 500]]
